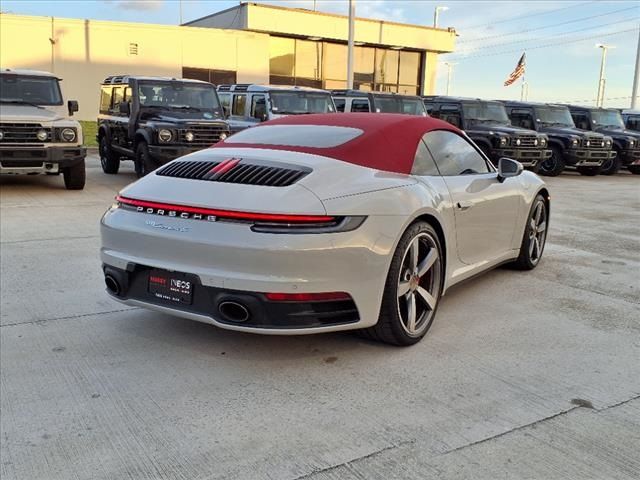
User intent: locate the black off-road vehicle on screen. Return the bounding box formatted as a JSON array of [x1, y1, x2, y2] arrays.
[[423, 96, 550, 171], [622, 109, 640, 132], [567, 105, 640, 175], [97, 76, 229, 177], [501, 101, 616, 176]]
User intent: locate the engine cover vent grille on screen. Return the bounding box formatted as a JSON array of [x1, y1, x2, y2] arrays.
[[156, 159, 310, 187]]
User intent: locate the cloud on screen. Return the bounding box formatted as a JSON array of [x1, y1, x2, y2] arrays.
[[104, 0, 164, 11]]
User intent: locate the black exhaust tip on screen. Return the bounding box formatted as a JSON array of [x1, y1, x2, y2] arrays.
[[105, 275, 121, 296], [218, 301, 250, 323]]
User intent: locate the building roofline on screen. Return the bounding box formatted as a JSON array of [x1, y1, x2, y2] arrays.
[[184, 2, 454, 33]]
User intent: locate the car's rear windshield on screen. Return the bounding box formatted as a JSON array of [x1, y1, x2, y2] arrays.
[[0, 74, 63, 106], [223, 125, 363, 148]]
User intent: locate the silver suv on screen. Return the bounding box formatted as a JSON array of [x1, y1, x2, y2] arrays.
[[216, 84, 336, 133], [0, 68, 86, 189]]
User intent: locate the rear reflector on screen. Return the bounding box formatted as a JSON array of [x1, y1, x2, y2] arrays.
[[264, 292, 352, 302], [116, 195, 335, 224]]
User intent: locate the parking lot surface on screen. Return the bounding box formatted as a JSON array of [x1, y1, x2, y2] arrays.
[[1, 155, 639, 480]]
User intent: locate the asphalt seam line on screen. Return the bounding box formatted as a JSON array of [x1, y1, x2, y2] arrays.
[[0, 307, 140, 328]]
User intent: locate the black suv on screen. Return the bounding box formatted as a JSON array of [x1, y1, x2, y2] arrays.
[[423, 96, 550, 171], [501, 101, 616, 176], [330, 90, 428, 116], [567, 105, 640, 175], [97, 76, 229, 176], [622, 109, 640, 133]]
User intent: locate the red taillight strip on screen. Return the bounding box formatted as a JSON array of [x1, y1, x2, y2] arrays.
[[116, 195, 335, 223], [264, 292, 352, 302], [208, 158, 240, 177]]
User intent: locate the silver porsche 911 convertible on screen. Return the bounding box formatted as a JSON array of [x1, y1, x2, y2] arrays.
[[101, 113, 549, 346]]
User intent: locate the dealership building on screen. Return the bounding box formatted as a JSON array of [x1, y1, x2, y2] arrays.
[[0, 2, 456, 120]]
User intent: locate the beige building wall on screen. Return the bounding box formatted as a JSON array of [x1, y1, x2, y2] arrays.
[[0, 14, 270, 120]]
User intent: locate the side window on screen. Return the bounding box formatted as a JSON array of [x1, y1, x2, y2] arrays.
[[412, 139, 440, 176], [232, 94, 247, 116], [351, 99, 370, 112], [218, 92, 230, 115], [123, 86, 132, 102], [424, 130, 490, 176], [251, 94, 267, 120], [99, 86, 112, 114], [111, 87, 124, 114], [509, 108, 534, 130], [439, 104, 461, 128], [572, 113, 590, 130], [333, 98, 346, 112]]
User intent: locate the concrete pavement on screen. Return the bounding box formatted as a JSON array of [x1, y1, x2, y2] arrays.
[[1, 156, 639, 480]]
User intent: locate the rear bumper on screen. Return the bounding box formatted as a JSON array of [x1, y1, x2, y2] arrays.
[[562, 148, 616, 166], [100, 207, 404, 334], [0, 145, 86, 174], [103, 264, 359, 332], [491, 148, 552, 166]]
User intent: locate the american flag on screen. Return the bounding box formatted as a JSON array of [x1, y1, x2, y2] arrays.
[[504, 53, 526, 86]]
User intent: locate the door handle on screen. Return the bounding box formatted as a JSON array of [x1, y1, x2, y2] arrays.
[[456, 201, 474, 211]]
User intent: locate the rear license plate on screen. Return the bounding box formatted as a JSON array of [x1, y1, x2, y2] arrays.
[[148, 269, 194, 305]]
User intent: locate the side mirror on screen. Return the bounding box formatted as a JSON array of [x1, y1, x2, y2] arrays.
[[222, 106, 230, 118], [260, 112, 268, 122], [119, 101, 130, 115], [498, 157, 523, 182], [68, 100, 79, 116]]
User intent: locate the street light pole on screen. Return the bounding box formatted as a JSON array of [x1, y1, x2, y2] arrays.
[[596, 43, 612, 107], [347, 0, 355, 89], [433, 6, 448, 28], [444, 62, 456, 95], [632, 27, 639, 109]]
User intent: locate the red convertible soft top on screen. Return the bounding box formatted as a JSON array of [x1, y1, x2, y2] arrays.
[[212, 113, 461, 175]]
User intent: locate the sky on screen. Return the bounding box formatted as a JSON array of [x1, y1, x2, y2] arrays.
[[1, 0, 638, 108]]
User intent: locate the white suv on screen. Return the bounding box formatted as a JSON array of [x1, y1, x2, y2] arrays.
[[0, 68, 86, 189]]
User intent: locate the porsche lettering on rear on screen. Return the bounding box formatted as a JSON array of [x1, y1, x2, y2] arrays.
[[137, 205, 217, 222]]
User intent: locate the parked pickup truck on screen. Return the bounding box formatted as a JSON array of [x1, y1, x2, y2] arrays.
[[0, 68, 86, 189], [423, 96, 550, 172]]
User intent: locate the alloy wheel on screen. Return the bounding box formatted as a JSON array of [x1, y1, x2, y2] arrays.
[[528, 201, 547, 264], [396, 233, 442, 337]]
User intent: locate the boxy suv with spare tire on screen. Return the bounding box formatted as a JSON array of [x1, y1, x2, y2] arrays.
[[97, 75, 229, 177], [0, 68, 86, 189], [423, 96, 550, 172], [501, 101, 616, 176], [567, 105, 640, 175]]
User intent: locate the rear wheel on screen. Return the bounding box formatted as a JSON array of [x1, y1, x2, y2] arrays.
[[600, 148, 621, 175], [135, 141, 158, 178], [360, 222, 443, 346], [577, 165, 601, 176], [512, 195, 547, 270], [99, 135, 120, 174], [539, 146, 565, 176], [628, 165, 640, 175], [62, 159, 86, 190]]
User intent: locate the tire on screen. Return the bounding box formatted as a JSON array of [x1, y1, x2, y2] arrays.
[[359, 222, 444, 346], [539, 146, 565, 176], [99, 135, 120, 174], [62, 159, 86, 190], [628, 165, 640, 175], [577, 165, 601, 176], [600, 149, 621, 175], [511, 194, 548, 270], [135, 141, 158, 178]]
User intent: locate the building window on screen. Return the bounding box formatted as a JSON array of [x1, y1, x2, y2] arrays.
[[268, 37, 422, 94], [182, 67, 237, 86]]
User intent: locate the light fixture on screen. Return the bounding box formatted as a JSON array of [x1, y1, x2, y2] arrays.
[[307, 36, 322, 41], [390, 46, 403, 50]]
